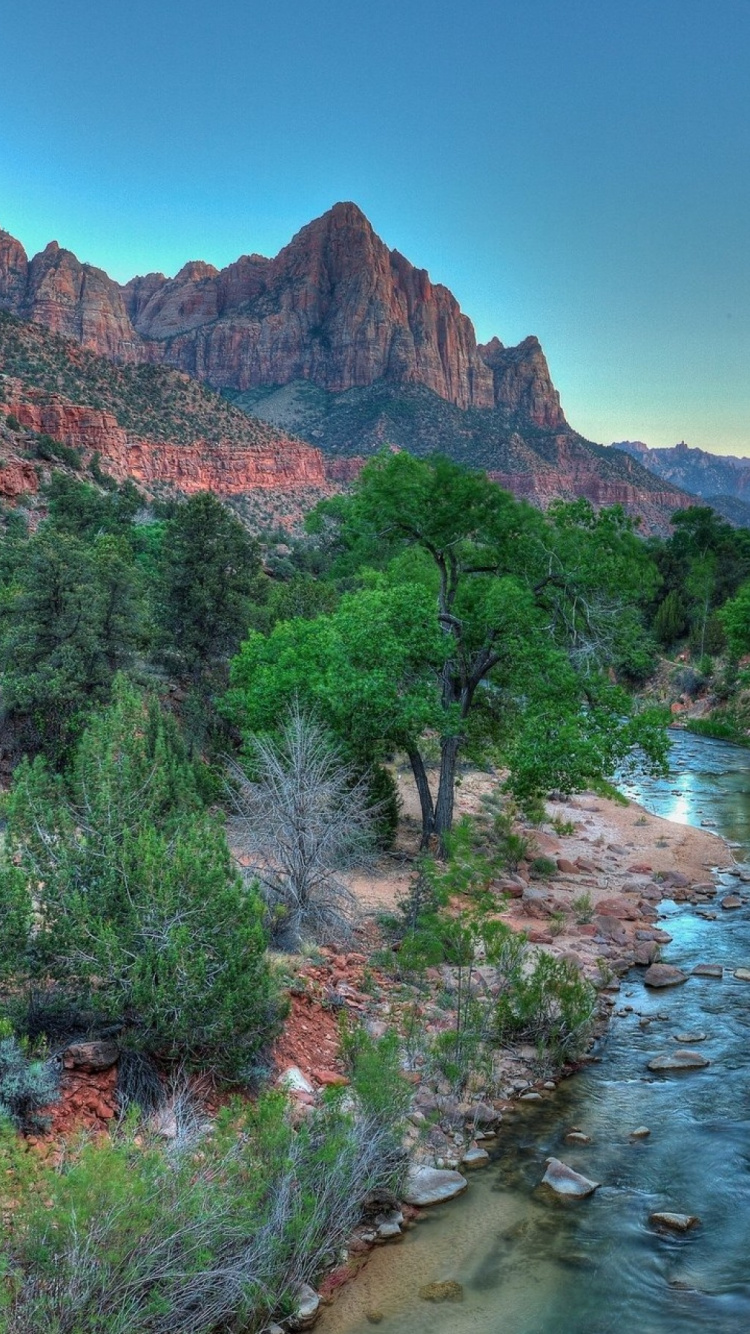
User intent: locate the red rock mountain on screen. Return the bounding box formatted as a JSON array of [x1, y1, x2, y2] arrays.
[[0, 203, 558, 416]]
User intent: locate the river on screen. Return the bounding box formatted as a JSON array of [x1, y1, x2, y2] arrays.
[[321, 732, 750, 1333]]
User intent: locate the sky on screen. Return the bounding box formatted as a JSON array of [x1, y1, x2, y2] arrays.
[[0, 0, 748, 454]]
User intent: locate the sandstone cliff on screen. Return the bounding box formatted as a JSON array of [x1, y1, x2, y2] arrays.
[[0, 382, 328, 498], [0, 205, 561, 418]]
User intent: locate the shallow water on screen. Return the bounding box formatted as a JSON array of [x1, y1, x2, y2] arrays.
[[321, 733, 750, 1333]]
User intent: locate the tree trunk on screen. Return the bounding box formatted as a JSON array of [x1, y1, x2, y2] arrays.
[[408, 748, 435, 849], [434, 734, 461, 853]]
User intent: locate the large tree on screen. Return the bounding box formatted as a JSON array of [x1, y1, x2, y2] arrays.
[[229, 455, 665, 848], [156, 491, 263, 678]]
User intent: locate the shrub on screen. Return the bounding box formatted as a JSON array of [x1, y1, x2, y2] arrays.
[[0, 680, 281, 1078], [5, 413, 21, 432], [229, 708, 378, 949], [496, 952, 595, 1067], [572, 891, 594, 924], [529, 855, 558, 879], [1, 1093, 404, 1334], [0, 1027, 60, 1133]]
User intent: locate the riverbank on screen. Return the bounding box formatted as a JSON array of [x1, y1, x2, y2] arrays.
[[286, 773, 733, 1329]]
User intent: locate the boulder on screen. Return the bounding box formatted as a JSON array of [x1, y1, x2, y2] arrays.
[[643, 964, 688, 988], [564, 1131, 592, 1145], [673, 1031, 707, 1043], [692, 963, 723, 978], [650, 1212, 700, 1233], [62, 1040, 119, 1072], [648, 1050, 710, 1071], [629, 1126, 651, 1139], [403, 1165, 468, 1206], [556, 858, 579, 874], [596, 896, 640, 920], [734, 968, 750, 982], [721, 895, 743, 910], [541, 1157, 599, 1198]]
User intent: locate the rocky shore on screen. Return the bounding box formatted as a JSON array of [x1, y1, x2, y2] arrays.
[[296, 783, 737, 1328]]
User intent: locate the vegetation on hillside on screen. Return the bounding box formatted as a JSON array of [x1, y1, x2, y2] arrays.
[[0, 310, 290, 447]]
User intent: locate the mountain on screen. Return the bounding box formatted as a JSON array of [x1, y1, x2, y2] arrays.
[[0, 205, 696, 531], [615, 441, 750, 508]]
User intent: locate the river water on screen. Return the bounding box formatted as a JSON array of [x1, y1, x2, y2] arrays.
[[321, 732, 750, 1334]]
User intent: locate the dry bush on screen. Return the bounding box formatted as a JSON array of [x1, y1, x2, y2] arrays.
[[229, 709, 378, 949]]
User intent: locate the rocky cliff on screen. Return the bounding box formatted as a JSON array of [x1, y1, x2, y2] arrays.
[[0, 205, 561, 417]]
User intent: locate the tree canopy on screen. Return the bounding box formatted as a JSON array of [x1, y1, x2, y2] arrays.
[[228, 453, 667, 847]]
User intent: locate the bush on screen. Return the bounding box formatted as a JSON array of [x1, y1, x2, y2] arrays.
[[1, 1093, 404, 1334], [0, 1027, 60, 1133], [0, 679, 281, 1078], [496, 952, 595, 1067], [529, 855, 558, 879], [34, 434, 82, 469], [5, 413, 21, 432]]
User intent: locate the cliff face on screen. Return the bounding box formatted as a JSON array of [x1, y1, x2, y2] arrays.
[[479, 335, 565, 429], [0, 206, 559, 415], [0, 383, 329, 498]]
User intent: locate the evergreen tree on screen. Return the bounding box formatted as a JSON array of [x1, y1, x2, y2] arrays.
[[157, 492, 263, 678]]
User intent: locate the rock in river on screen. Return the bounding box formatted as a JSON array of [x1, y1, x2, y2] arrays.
[[673, 1031, 707, 1043], [403, 1165, 468, 1206], [650, 1212, 701, 1233], [734, 968, 750, 982], [542, 1157, 600, 1198], [692, 963, 723, 978], [643, 964, 688, 988], [648, 1049, 710, 1071]]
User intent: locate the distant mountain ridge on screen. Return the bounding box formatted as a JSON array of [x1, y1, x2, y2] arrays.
[[615, 440, 750, 526]]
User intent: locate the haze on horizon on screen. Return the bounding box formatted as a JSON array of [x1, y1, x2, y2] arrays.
[[1, 0, 748, 456]]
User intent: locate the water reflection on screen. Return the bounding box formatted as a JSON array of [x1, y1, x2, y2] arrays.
[[321, 732, 750, 1334]]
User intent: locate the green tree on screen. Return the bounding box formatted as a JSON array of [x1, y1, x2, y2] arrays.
[[0, 678, 279, 1075], [229, 455, 665, 848], [720, 580, 750, 658], [0, 529, 143, 754], [157, 492, 263, 678], [652, 588, 688, 647]]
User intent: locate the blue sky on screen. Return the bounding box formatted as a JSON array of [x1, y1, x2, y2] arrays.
[[1, 0, 748, 453]]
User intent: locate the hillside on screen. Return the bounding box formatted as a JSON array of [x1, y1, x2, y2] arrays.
[[0, 312, 331, 524]]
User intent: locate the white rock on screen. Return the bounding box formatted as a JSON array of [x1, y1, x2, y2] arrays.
[[289, 1282, 320, 1330], [541, 1157, 599, 1198], [403, 1165, 468, 1206], [277, 1066, 314, 1095]]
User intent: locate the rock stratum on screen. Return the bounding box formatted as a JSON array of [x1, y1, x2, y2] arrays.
[[0, 205, 698, 530]]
